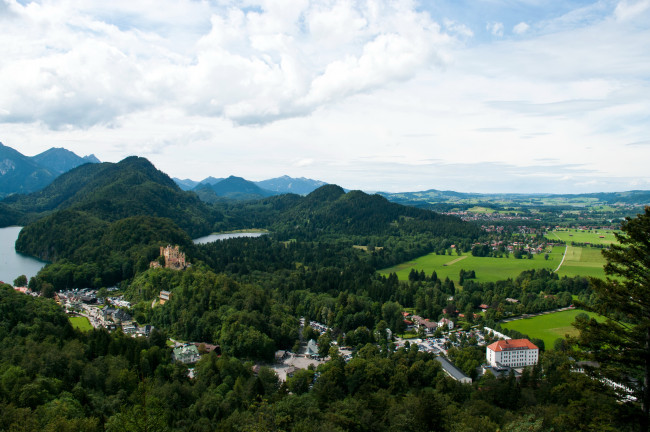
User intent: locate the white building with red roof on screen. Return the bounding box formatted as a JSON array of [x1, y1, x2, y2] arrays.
[[486, 339, 539, 368]]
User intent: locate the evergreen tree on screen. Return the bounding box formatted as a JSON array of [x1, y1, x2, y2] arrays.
[[572, 207, 650, 430]]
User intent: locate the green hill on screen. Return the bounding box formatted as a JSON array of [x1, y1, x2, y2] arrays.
[[269, 185, 481, 240], [3, 156, 219, 236], [4, 157, 222, 288]]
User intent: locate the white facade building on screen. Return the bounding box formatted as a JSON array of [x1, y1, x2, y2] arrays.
[[486, 339, 539, 368]]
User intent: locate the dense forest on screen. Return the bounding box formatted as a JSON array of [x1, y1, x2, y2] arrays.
[[2, 157, 648, 430], [0, 283, 641, 431]]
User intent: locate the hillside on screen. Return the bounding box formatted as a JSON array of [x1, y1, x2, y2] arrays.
[[255, 175, 327, 195], [0, 142, 100, 197], [5, 156, 223, 287], [3, 156, 219, 236], [211, 184, 481, 247], [193, 175, 277, 201], [31, 147, 98, 175], [0, 142, 56, 197], [270, 185, 481, 239]]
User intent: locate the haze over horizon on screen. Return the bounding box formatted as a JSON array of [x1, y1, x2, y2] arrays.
[[1, 0, 649, 194]]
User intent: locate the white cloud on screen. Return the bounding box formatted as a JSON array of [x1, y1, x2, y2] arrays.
[[0, 0, 455, 128], [486, 21, 504, 36], [615, 0, 650, 21], [1, 0, 649, 193], [513, 21, 530, 34], [443, 18, 473, 38]]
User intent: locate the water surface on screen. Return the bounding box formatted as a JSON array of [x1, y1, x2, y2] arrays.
[[193, 232, 267, 245], [0, 226, 47, 285]]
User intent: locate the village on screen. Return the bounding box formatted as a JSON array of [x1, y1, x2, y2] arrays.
[[5, 243, 543, 388]]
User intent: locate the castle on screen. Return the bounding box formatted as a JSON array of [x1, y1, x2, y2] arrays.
[[150, 245, 190, 270]]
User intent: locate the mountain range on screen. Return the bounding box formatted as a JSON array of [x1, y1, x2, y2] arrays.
[[0, 142, 99, 197], [3, 142, 650, 208], [173, 174, 327, 198]]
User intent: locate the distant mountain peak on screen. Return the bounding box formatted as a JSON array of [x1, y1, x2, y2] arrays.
[[255, 175, 327, 195], [83, 154, 101, 163]]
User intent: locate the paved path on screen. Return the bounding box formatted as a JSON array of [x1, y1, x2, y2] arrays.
[[499, 306, 575, 323], [549, 232, 568, 273], [444, 255, 468, 266]]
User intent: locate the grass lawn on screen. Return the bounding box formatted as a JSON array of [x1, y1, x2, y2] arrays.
[[69, 316, 93, 331], [379, 251, 562, 284], [546, 229, 618, 246], [501, 309, 604, 349]]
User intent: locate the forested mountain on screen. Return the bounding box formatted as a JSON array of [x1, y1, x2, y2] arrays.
[[2, 157, 221, 287], [0, 142, 57, 197], [2, 156, 219, 235], [173, 176, 224, 191], [213, 184, 482, 243], [173, 177, 200, 190], [0, 142, 99, 197], [193, 175, 276, 201], [31, 147, 99, 175], [255, 175, 327, 195], [174, 175, 326, 195]]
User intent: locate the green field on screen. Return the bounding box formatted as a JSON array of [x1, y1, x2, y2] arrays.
[[69, 316, 93, 331], [379, 250, 563, 284], [546, 228, 618, 245], [501, 309, 604, 349], [556, 245, 607, 279], [380, 242, 608, 283]]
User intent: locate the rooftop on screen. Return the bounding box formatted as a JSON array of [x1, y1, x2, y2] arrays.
[[487, 339, 538, 352]]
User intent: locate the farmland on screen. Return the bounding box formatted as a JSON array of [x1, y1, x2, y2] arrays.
[[545, 228, 618, 245], [380, 241, 609, 283], [501, 309, 604, 349], [555, 245, 607, 279], [379, 248, 563, 283]]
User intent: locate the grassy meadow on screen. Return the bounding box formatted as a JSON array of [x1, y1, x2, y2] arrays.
[[556, 245, 607, 279], [501, 309, 604, 349], [546, 228, 618, 245], [69, 315, 93, 331], [379, 249, 563, 284]]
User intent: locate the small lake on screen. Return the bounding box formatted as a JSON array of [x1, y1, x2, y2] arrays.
[[0, 226, 47, 285], [193, 232, 268, 245]]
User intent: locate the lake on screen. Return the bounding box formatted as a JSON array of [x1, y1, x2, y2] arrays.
[[193, 232, 267, 245], [0, 226, 47, 285]]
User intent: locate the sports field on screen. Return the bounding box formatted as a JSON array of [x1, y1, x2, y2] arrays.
[[379, 249, 563, 283], [546, 228, 618, 245], [69, 316, 93, 331], [501, 309, 604, 349]]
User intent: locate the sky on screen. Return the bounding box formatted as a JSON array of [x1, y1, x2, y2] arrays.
[[1, 0, 649, 194]]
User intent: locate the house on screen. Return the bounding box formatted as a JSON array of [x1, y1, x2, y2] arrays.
[[172, 344, 201, 364], [306, 339, 319, 357], [159, 290, 172, 305], [438, 318, 454, 330], [436, 356, 472, 384], [420, 319, 437, 334], [486, 339, 539, 368]]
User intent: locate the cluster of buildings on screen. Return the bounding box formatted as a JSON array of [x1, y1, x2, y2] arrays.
[[150, 245, 190, 270], [403, 312, 455, 334]]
